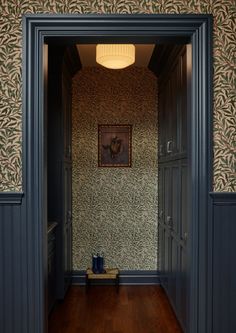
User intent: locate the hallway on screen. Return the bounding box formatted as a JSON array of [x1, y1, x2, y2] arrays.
[[49, 286, 183, 333]]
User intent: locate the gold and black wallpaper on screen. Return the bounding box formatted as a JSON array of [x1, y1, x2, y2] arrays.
[[72, 67, 158, 270], [0, 1, 235, 192]]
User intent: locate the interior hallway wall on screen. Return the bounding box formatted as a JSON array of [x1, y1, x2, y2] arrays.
[[72, 67, 158, 270]]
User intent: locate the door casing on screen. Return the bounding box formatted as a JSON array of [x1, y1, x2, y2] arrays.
[[22, 14, 213, 333]]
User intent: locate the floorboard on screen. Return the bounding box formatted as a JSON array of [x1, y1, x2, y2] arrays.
[[48, 286, 183, 333]]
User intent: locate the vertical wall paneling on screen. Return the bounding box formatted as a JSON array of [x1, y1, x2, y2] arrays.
[[211, 193, 236, 333], [0, 194, 24, 333]]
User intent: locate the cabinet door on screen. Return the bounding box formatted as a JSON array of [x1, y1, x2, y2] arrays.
[[158, 89, 165, 158], [171, 163, 180, 235], [169, 235, 178, 308], [62, 67, 72, 160], [164, 165, 172, 227], [158, 224, 165, 284], [158, 166, 164, 225], [177, 244, 187, 331], [180, 161, 188, 241], [179, 48, 187, 154], [164, 227, 170, 290], [169, 64, 179, 155], [48, 229, 57, 313], [63, 161, 72, 294]]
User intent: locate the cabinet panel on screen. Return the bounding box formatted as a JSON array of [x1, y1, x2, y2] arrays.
[[180, 50, 187, 154], [178, 244, 187, 330], [172, 164, 180, 234], [62, 67, 72, 160], [157, 45, 189, 333], [158, 166, 164, 225], [180, 162, 188, 241], [48, 225, 57, 313], [169, 63, 179, 155], [63, 162, 72, 294], [169, 235, 178, 307], [158, 224, 165, 283], [158, 45, 187, 162], [164, 228, 170, 290], [164, 166, 172, 227], [47, 45, 80, 302], [158, 90, 166, 157]]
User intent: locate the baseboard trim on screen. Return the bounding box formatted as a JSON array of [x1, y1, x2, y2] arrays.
[[72, 270, 160, 286]]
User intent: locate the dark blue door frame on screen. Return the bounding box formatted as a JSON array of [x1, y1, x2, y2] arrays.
[[22, 14, 213, 333]]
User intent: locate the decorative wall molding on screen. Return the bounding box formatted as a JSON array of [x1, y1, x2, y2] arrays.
[[72, 270, 160, 285], [0, 192, 24, 205], [210, 192, 236, 205]]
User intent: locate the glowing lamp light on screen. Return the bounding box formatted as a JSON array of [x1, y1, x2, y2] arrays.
[[96, 44, 135, 69]]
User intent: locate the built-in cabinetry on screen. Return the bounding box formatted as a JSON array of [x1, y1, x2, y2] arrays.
[[150, 45, 190, 331], [48, 222, 58, 313], [47, 44, 81, 305]]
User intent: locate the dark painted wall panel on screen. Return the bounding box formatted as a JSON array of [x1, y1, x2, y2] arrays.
[[212, 195, 236, 333], [0, 197, 26, 333]]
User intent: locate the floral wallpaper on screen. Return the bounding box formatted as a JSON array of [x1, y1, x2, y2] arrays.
[[72, 67, 158, 270], [0, 1, 235, 192]]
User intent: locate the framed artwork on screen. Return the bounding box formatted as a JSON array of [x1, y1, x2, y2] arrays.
[[98, 125, 132, 167]]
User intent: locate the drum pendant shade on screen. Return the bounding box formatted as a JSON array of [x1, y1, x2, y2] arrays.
[[96, 44, 135, 69]]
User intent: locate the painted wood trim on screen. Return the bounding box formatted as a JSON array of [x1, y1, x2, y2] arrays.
[[210, 192, 236, 205], [21, 14, 213, 333], [0, 192, 24, 204]]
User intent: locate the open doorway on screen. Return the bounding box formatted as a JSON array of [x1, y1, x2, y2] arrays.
[[46, 40, 190, 333], [23, 14, 212, 333]]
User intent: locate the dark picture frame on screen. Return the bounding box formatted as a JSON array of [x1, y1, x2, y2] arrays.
[[98, 124, 132, 167]]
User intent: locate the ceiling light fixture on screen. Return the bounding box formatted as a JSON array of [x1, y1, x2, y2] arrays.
[[96, 44, 135, 69]]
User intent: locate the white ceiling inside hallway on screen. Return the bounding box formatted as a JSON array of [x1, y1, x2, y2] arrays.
[[76, 44, 155, 68]]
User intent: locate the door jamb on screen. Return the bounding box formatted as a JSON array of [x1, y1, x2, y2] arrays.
[[22, 14, 213, 333]]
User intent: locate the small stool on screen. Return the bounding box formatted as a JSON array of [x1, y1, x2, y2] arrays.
[[86, 268, 119, 292]]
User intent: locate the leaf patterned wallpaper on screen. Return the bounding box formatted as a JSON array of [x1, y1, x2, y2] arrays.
[[72, 67, 158, 270], [0, 1, 235, 192]]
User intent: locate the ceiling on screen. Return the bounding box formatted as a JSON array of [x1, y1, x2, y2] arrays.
[[76, 44, 155, 68]]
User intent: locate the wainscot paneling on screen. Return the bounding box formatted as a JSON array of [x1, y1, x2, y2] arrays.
[[0, 193, 27, 333], [211, 193, 236, 333]]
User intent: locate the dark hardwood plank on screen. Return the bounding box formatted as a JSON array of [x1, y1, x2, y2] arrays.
[[49, 286, 183, 333]]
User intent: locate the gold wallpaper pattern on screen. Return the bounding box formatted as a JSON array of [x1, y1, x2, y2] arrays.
[[72, 67, 158, 270], [0, 1, 235, 192]]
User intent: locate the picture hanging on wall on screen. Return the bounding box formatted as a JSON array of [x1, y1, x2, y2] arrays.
[[98, 124, 132, 167]]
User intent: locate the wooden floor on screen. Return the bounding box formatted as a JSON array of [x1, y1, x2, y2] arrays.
[[49, 286, 183, 333]]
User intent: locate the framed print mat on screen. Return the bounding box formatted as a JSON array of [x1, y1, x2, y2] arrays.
[[98, 125, 132, 167]]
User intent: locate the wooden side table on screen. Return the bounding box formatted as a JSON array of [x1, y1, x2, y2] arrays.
[[86, 268, 119, 292]]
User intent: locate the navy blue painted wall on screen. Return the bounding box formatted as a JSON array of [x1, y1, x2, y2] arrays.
[[211, 193, 236, 333]]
